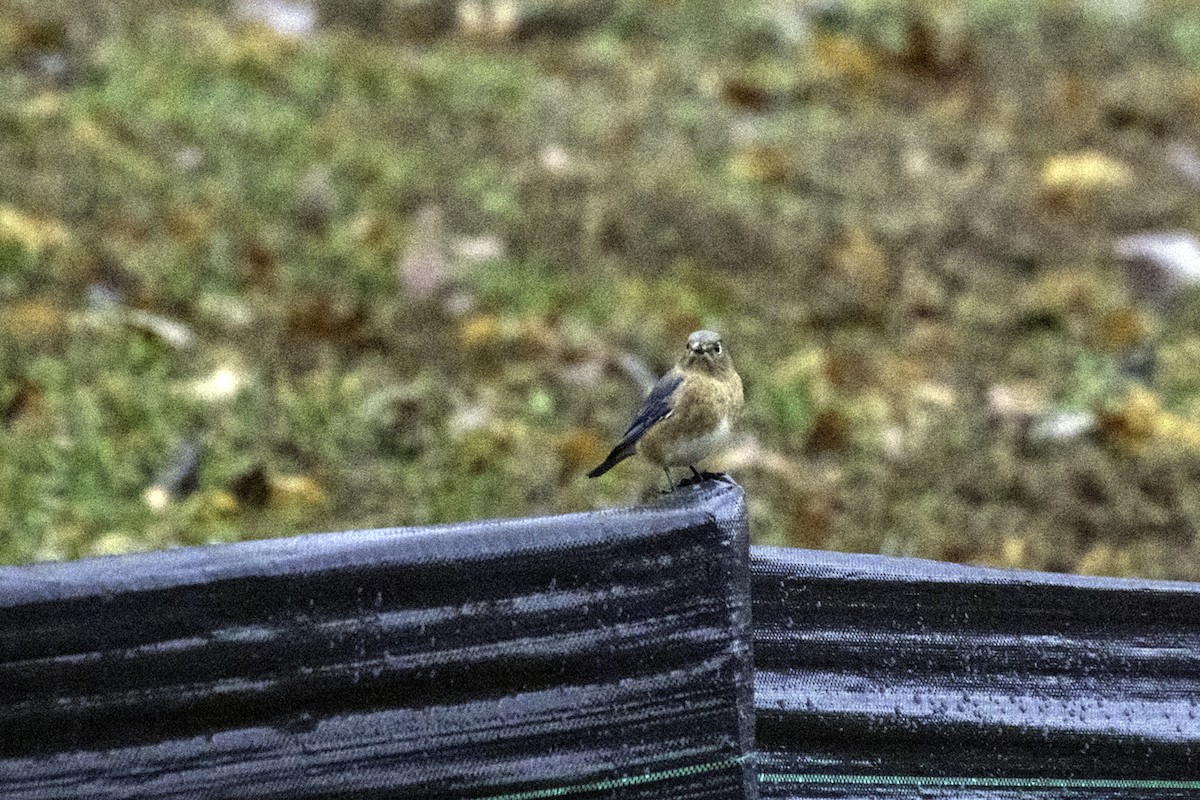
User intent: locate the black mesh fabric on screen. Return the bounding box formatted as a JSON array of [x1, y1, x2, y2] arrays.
[[0, 480, 756, 800], [4, 480, 1199, 800], [751, 546, 1200, 799]]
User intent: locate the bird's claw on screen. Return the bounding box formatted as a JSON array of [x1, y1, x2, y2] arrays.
[[673, 470, 729, 489]]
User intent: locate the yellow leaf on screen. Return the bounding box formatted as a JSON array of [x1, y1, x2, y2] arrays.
[[728, 145, 790, 184], [0, 205, 68, 252], [811, 32, 881, 90], [0, 298, 69, 340], [559, 428, 606, 473], [1096, 386, 1159, 452], [1040, 151, 1132, 194], [21, 90, 64, 119], [460, 313, 504, 349], [1076, 543, 1134, 578], [269, 474, 328, 511], [1094, 307, 1150, 353], [90, 532, 144, 557]]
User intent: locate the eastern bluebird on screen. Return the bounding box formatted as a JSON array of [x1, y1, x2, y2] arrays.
[[588, 330, 744, 489]]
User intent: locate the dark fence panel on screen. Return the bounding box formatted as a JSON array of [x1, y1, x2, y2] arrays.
[[0, 481, 756, 800], [750, 547, 1200, 799], [8, 480, 1199, 800]]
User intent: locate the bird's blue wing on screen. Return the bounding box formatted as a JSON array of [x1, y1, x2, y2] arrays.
[[618, 371, 683, 447]]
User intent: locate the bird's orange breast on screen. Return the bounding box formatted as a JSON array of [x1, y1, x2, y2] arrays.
[[636, 372, 743, 467]]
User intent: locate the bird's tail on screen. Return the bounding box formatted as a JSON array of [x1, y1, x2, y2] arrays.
[[586, 442, 634, 478]]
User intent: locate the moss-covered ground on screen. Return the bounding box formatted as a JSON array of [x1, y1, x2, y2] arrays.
[[6, 0, 1200, 579]]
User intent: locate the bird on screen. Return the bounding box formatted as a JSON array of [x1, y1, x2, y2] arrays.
[[587, 330, 743, 489]]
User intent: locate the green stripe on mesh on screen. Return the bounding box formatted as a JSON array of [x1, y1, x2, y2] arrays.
[[476, 756, 747, 800], [759, 773, 1200, 791]]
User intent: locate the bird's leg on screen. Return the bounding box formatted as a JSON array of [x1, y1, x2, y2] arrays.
[[691, 465, 726, 481], [662, 467, 675, 492], [674, 466, 706, 488]]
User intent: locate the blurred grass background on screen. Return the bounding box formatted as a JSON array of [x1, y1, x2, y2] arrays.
[[6, 0, 1200, 578]]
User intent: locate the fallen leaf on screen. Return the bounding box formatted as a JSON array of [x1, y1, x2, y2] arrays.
[[0, 298, 69, 341], [1115, 231, 1200, 309], [398, 203, 451, 301], [1040, 151, 1132, 201], [0, 205, 68, 252], [270, 473, 328, 511]]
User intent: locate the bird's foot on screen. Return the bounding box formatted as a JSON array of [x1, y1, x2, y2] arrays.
[[674, 469, 732, 488]]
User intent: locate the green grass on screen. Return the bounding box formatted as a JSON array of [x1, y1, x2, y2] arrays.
[[4, 0, 1200, 579]]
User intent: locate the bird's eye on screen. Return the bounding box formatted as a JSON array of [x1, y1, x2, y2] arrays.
[[713, 342, 722, 355]]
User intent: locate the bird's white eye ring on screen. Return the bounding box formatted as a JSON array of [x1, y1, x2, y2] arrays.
[[713, 342, 722, 355]]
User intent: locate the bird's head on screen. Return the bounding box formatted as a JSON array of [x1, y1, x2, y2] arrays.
[[680, 329, 733, 375]]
